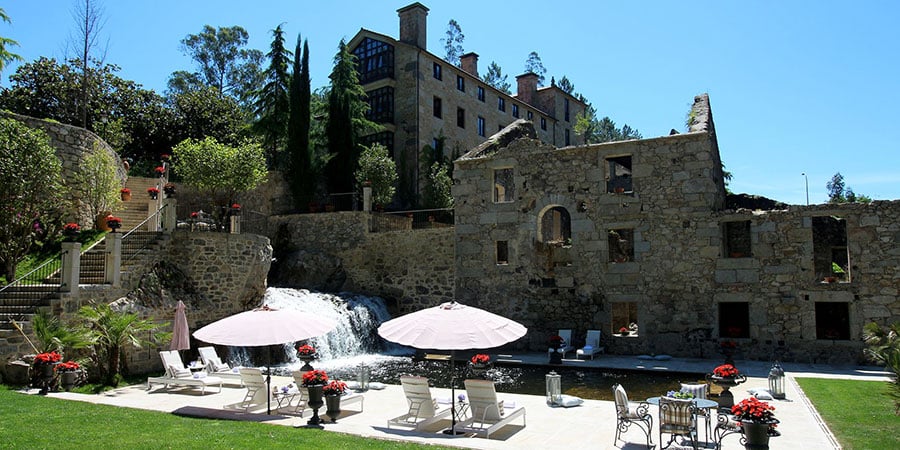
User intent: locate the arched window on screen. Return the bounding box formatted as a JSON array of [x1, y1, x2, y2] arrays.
[[539, 206, 571, 245]]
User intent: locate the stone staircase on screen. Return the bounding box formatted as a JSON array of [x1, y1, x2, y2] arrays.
[[116, 176, 164, 231]]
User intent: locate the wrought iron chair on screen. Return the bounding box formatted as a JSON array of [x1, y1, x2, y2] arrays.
[[612, 383, 653, 447], [680, 382, 713, 440], [659, 396, 698, 450]]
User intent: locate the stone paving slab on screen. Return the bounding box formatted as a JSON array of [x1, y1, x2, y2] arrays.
[[23, 354, 892, 449]]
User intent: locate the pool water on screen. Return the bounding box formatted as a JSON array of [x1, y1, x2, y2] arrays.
[[277, 355, 705, 401]]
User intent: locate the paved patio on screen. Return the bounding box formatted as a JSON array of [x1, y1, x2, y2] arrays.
[[23, 353, 891, 449]]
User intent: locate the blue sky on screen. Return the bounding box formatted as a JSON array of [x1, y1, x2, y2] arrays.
[[4, 1, 898, 205]]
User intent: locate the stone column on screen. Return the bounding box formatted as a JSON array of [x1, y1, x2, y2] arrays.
[[60, 242, 81, 293], [230, 215, 241, 234], [104, 232, 122, 287], [363, 186, 372, 212], [162, 198, 177, 232]]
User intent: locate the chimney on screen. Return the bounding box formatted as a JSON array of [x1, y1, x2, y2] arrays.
[[460, 52, 479, 76], [397, 3, 429, 49], [516, 73, 539, 106]]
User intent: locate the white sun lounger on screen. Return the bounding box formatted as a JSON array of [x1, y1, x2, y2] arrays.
[[387, 376, 452, 431], [146, 350, 223, 395], [458, 379, 526, 439], [197, 346, 243, 386]]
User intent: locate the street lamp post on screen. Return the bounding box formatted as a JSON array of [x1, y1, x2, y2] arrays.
[[801, 173, 809, 205]]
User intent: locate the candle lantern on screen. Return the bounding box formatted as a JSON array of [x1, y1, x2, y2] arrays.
[[546, 371, 562, 405], [768, 361, 786, 399]]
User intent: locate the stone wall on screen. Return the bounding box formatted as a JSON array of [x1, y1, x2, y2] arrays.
[[268, 212, 455, 315], [451, 95, 899, 364], [1, 111, 126, 225]]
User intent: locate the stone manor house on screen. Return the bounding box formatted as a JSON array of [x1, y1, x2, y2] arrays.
[[349, 2, 586, 202]]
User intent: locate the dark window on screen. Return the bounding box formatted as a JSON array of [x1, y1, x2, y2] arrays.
[[512, 104, 519, 118], [498, 97, 506, 112], [364, 86, 393, 123], [815, 302, 850, 340], [540, 117, 547, 130], [812, 216, 850, 282], [457, 107, 465, 128], [433, 62, 442, 80], [477, 86, 485, 101], [606, 155, 633, 193], [496, 241, 509, 265], [352, 37, 394, 83], [359, 131, 395, 158], [565, 128, 570, 146], [493, 168, 514, 203], [477, 116, 485, 137], [433, 97, 442, 118], [608, 228, 634, 262], [457, 75, 465, 91], [724, 221, 752, 257], [564, 98, 570, 122], [527, 111, 533, 120], [719, 302, 750, 339]]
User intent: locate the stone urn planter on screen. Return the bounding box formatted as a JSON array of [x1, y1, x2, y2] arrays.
[[325, 394, 342, 423], [741, 420, 778, 449], [305, 385, 325, 426], [707, 373, 747, 408], [59, 371, 77, 392]]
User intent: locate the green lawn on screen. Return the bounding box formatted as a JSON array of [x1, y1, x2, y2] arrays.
[[0, 386, 445, 449], [797, 377, 900, 450]]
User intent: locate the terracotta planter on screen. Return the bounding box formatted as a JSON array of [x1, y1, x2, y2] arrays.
[[121, 191, 132, 202], [95, 212, 112, 231]]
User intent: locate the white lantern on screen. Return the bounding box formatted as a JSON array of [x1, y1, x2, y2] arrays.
[[546, 371, 562, 405], [768, 361, 785, 399]]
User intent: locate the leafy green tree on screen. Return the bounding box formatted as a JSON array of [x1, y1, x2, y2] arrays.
[[170, 86, 247, 146], [325, 39, 379, 194], [827, 172, 872, 204], [73, 143, 121, 228], [422, 162, 454, 209], [354, 143, 397, 207], [170, 25, 264, 108], [483, 61, 511, 94], [171, 136, 267, 208], [76, 301, 167, 386], [863, 322, 900, 414], [252, 24, 292, 168], [0, 118, 69, 282], [524, 51, 547, 86], [0, 8, 23, 78], [287, 35, 314, 209], [442, 19, 465, 67], [575, 108, 642, 144]]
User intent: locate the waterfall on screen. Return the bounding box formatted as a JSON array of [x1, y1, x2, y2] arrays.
[[260, 287, 407, 363]]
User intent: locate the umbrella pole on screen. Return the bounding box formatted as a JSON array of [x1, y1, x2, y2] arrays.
[[266, 346, 272, 415], [443, 351, 463, 435]]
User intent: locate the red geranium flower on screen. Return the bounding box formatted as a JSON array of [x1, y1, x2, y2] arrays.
[[732, 397, 776, 422], [713, 364, 740, 378], [231, 203, 241, 210], [34, 351, 62, 364], [471, 354, 490, 364], [296, 344, 316, 357], [323, 380, 347, 396], [190, 212, 199, 219], [300, 369, 328, 386], [63, 223, 80, 233], [154, 166, 166, 175], [57, 361, 80, 372]]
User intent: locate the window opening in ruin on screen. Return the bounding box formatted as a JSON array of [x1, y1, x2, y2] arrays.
[[812, 216, 850, 283], [493, 168, 515, 203], [496, 241, 509, 265], [565, 129, 570, 146], [606, 155, 633, 193], [457, 107, 465, 128], [611, 302, 639, 337], [608, 228, 634, 263], [540, 207, 572, 245], [564, 98, 570, 122], [724, 220, 752, 258], [718, 302, 750, 339], [815, 302, 850, 340]]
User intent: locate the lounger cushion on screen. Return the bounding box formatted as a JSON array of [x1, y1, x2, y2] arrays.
[[169, 365, 191, 378], [557, 394, 584, 407]]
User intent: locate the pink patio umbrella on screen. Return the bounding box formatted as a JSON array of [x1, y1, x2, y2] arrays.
[[193, 305, 337, 414], [377, 301, 527, 434], [170, 300, 191, 353]]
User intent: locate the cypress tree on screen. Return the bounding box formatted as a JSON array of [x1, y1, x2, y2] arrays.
[[287, 34, 312, 209]]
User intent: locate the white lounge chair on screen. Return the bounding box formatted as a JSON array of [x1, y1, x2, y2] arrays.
[[458, 379, 526, 439], [292, 371, 365, 417], [224, 368, 271, 411], [387, 376, 452, 431], [548, 329, 575, 358], [147, 350, 223, 395], [198, 346, 243, 385], [576, 330, 605, 360]]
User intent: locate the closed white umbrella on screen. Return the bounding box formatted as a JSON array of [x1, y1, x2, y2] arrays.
[[193, 305, 337, 414], [170, 300, 190, 352], [377, 301, 527, 433]]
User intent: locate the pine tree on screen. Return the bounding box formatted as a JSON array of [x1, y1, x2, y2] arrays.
[[325, 39, 379, 194], [442, 19, 465, 66], [253, 24, 292, 168], [482, 61, 511, 94], [524, 51, 547, 86]]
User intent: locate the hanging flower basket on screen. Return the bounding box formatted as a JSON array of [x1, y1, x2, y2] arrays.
[[147, 187, 159, 199]]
